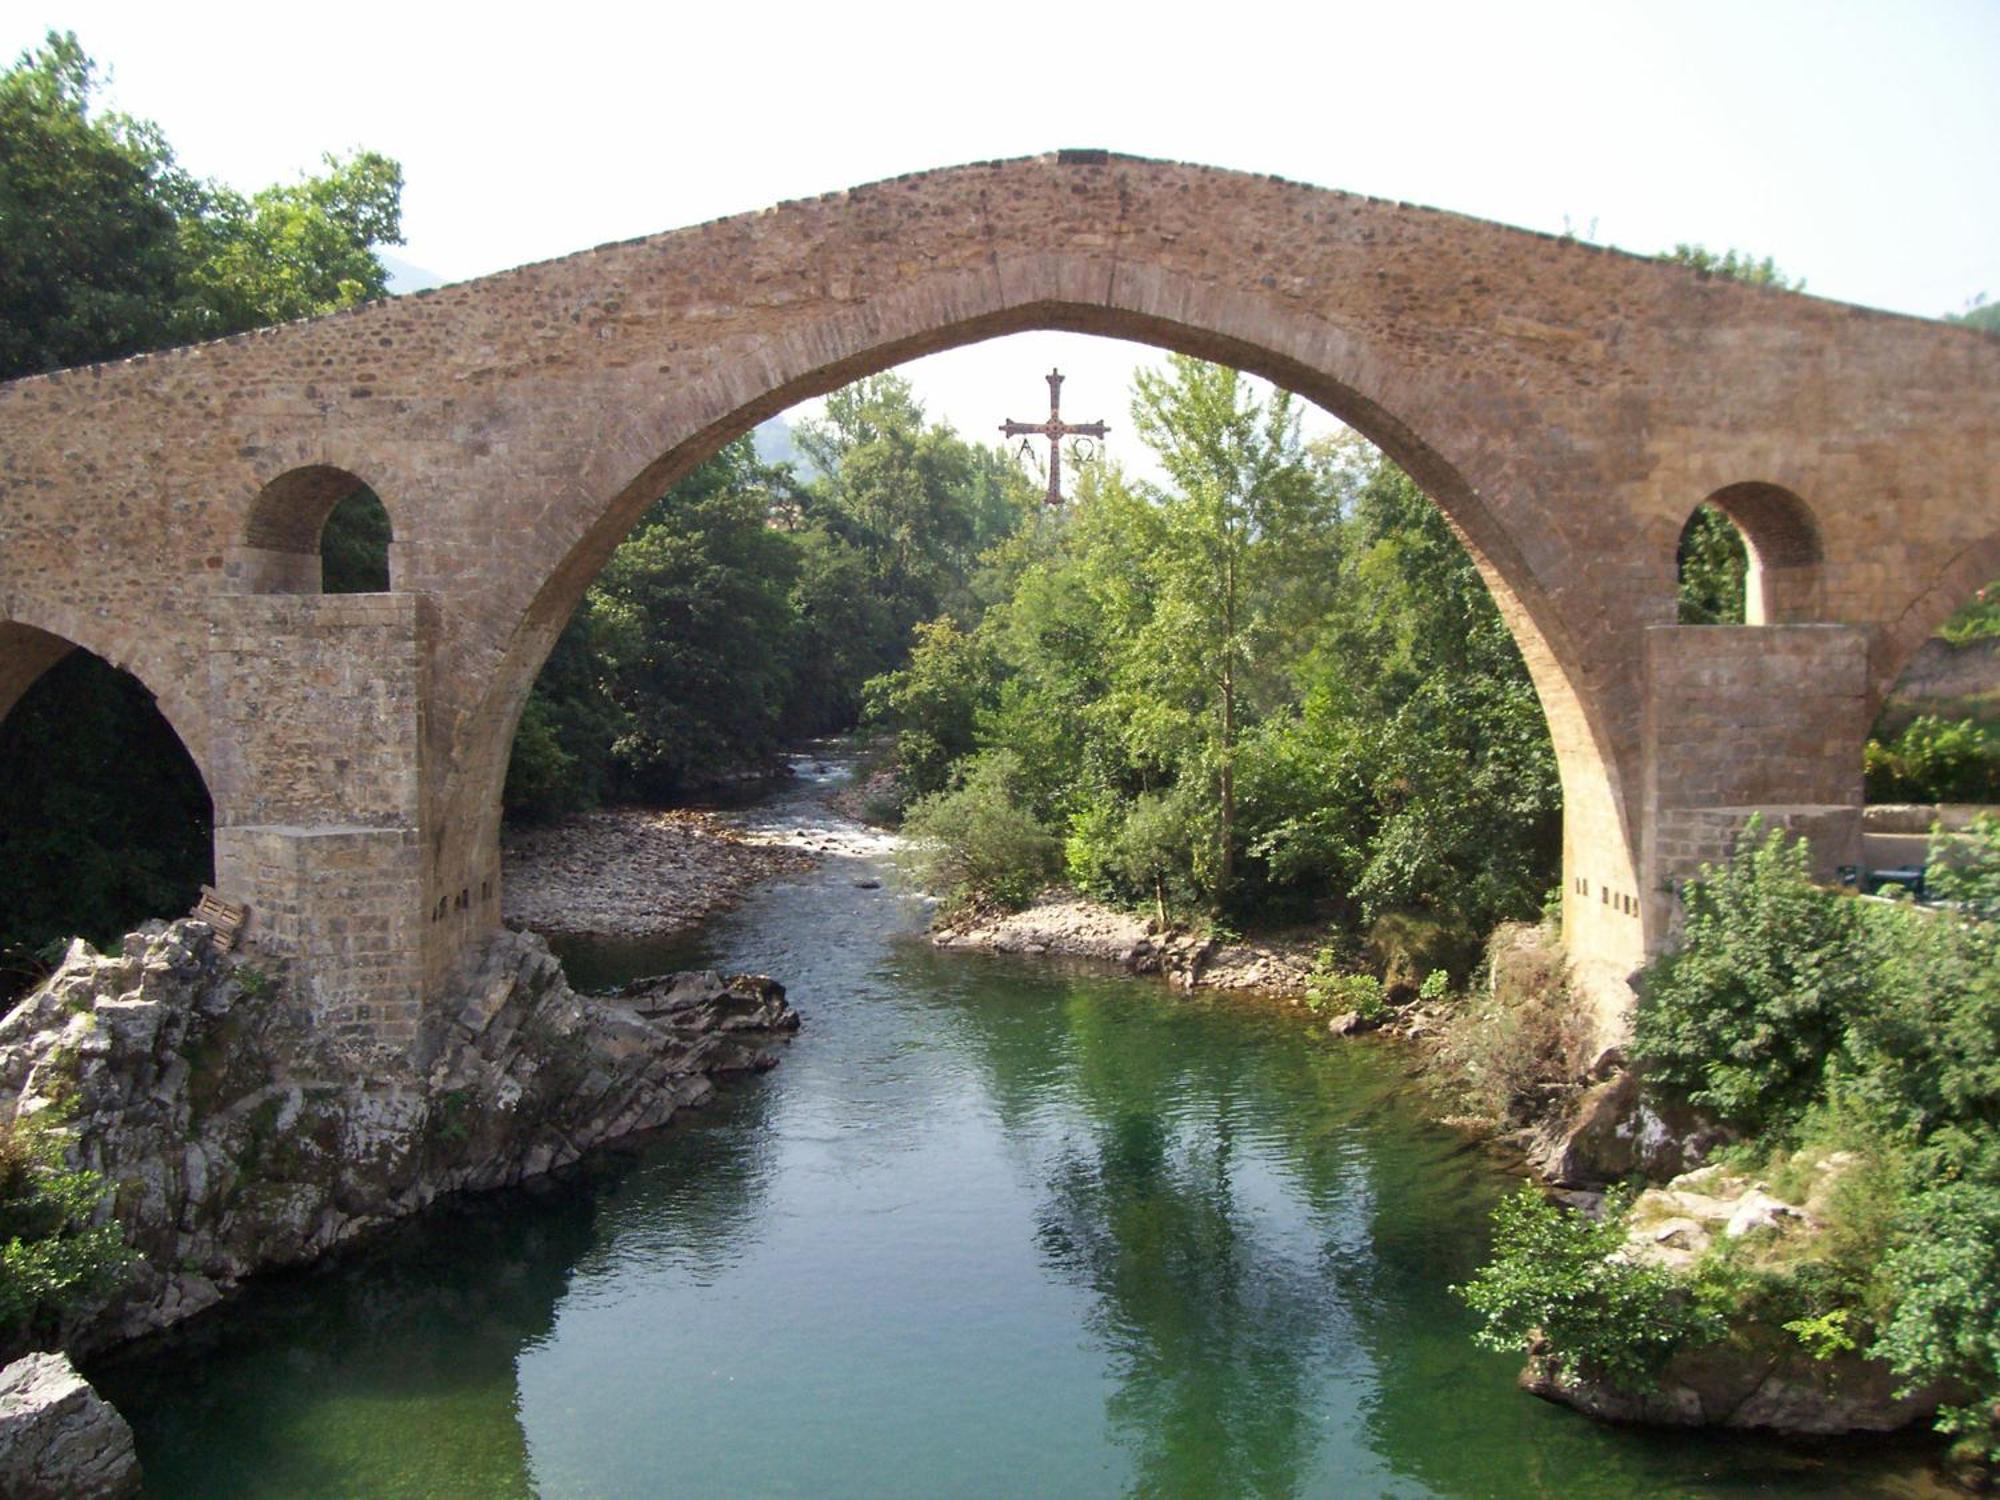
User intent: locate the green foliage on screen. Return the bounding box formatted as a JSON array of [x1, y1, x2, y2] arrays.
[[0, 1119, 134, 1341], [0, 31, 403, 380], [1675, 505, 1748, 625], [1614, 815, 2000, 1459], [506, 387, 1038, 817], [1872, 1181, 2000, 1460], [896, 751, 1063, 915], [1933, 578, 2000, 645], [863, 616, 999, 798], [1303, 959, 1388, 1022], [1663, 243, 1805, 291], [1630, 822, 1877, 1134], [1454, 1188, 1721, 1387], [319, 485, 393, 594], [912, 367, 1557, 953], [1863, 715, 2000, 804], [1783, 1307, 1858, 1361]]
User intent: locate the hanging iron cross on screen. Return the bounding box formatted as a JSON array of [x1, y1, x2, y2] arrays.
[[1000, 368, 1108, 505]]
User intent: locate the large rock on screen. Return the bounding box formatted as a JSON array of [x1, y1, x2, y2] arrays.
[[1529, 1069, 1730, 1187], [1521, 1334, 1939, 1436], [0, 1351, 139, 1498], [0, 921, 798, 1357]]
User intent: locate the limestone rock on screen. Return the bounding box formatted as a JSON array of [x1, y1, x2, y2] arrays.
[[0, 1351, 139, 1498], [0, 921, 800, 1358], [1521, 1332, 1940, 1436], [1530, 1069, 1730, 1187]]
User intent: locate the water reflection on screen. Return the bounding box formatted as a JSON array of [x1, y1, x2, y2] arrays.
[[94, 763, 1946, 1498], [93, 1176, 599, 1498]]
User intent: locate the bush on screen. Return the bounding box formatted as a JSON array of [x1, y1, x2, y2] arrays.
[[1872, 1179, 2000, 1463], [0, 1119, 133, 1344], [1631, 822, 1877, 1135], [1454, 1188, 1721, 1387], [1864, 715, 2000, 804], [896, 751, 1062, 915], [1304, 956, 1389, 1021], [1435, 922, 1590, 1125]]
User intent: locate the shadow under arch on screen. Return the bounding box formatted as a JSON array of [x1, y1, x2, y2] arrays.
[[0, 617, 216, 986], [232, 463, 396, 595], [1701, 480, 1823, 625], [448, 272, 1644, 996]]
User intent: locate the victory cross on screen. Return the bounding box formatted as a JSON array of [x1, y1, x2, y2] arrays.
[[1000, 368, 1108, 505]]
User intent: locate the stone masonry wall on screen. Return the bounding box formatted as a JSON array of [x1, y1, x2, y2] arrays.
[[0, 154, 1992, 1043], [1642, 625, 1871, 936]]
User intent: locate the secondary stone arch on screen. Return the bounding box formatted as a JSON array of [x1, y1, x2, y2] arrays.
[[450, 271, 1642, 997], [1872, 526, 2000, 709], [232, 462, 397, 595], [0, 607, 214, 791]]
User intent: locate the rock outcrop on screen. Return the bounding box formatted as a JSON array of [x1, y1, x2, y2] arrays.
[[1520, 1337, 1937, 1436], [1521, 1160, 1943, 1437], [0, 1351, 140, 1498], [0, 921, 798, 1355]]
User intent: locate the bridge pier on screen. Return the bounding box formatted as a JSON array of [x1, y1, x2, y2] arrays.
[[1640, 624, 1870, 941], [206, 592, 435, 1043]]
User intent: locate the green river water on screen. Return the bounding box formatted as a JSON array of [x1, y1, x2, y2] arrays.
[[89, 765, 1945, 1498]]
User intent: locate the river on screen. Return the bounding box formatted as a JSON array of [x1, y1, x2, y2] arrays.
[[90, 759, 1944, 1497]]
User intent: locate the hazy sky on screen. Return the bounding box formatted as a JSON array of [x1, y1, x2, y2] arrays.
[[12, 1, 1997, 467]]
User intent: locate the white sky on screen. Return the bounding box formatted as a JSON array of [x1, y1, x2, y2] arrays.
[[12, 1, 1997, 476]]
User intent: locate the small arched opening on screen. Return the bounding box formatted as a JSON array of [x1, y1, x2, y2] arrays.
[[0, 624, 214, 1000], [1677, 482, 1821, 625], [233, 465, 394, 594]]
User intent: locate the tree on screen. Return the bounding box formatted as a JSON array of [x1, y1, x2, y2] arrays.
[[1119, 357, 1341, 900], [0, 31, 404, 378], [0, 32, 187, 378]]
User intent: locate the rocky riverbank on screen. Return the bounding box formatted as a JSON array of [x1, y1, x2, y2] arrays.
[[502, 807, 816, 938], [0, 921, 798, 1361], [931, 892, 1318, 997]]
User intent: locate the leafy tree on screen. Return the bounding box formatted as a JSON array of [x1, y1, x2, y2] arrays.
[[1864, 715, 2000, 803], [0, 32, 187, 378], [1455, 1187, 1720, 1387], [0, 1118, 134, 1347]]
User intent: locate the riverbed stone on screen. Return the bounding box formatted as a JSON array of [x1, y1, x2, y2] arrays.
[[0, 1352, 140, 1499]]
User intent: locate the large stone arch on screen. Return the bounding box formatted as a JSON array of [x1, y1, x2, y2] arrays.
[[438, 271, 1638, 1006], [0, 151, 1992, 1046]]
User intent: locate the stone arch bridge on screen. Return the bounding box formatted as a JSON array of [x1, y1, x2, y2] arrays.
[[2, 153, 1994, 1046]]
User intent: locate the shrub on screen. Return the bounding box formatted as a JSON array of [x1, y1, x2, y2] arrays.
[[1864, 715, 2000, 804], [0, 1119, 134, 1343], [1435, 922, 1591, 1125], [1454, 1188, 1721, 1387], [1304, 956, 1389, 1021], [896, 751, 1062, 915], [1631, 822, 1877, 1135], [1872, 1180, 2000, 1463]]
